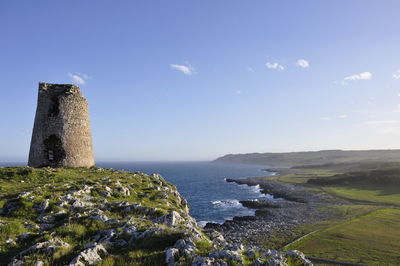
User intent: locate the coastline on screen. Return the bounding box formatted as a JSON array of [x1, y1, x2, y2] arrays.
[[204, 169, 342, 247]]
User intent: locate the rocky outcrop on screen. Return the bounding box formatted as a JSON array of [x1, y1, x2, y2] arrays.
[[190, 245, 312, 266], [207, 177, 342, 246], [8, 238, 70, 266], [69, 243, 107, 265], [0, 167, 316, 265], [0, 167, 204, 265]]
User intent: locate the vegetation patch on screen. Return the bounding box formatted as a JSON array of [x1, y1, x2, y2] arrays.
[[324, 185, 400, 206], [286, 208, 400, 265], [0, 167, 197, 265]]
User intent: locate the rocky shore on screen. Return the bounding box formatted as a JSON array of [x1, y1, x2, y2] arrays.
[[204, 176, 343, 247], [0, 167, 314, 266]]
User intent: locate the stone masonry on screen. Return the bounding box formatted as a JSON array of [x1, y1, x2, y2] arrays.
[[28, 82, 94, 167]]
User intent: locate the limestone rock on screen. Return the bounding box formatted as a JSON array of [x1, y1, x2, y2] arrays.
[[37, 214, 55, 224], [266, 256, 287, 266], [174, 239, 196, 258], [116, 186, 130, 197], [34, 199, 49, 213], [16, 233, 33, 242], [5, 237, 16, 245], [210, 249, 242, 262], [156, 211, 182, 226], [18, 192, 31, 198], [69, 242, 107, 265], [10, 238, 70, 265], [252, 258, 264, 266], [89, 214, 109, 222], [192, 256, 228, 266], [1, 199, 20, 215], [166, 248, 179, 265]]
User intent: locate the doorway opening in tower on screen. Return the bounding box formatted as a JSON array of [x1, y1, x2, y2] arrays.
[[43, 135, 65, 164]]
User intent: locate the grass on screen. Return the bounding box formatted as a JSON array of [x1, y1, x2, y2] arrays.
[[97, 230, 183, 266], [268, 167, 400, 265], [253, 204, 379, 250], [0, 220, 26, 242], [324, 185, 400, 206], [195, 239, 214, 257], [0, 167, 182, 215], [0, 167, 191, 265], [272, 166, 400, 205], [269, 169, 336, 184], [286, 208, 400, 265], [300, 168, 400, 205], [248, 165, 400, 265], [98, 250, 166, 266]]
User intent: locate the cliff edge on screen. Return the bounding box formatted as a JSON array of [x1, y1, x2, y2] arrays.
[[0, 167, 311, 266]]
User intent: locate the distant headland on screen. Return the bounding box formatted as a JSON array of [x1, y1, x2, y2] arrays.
[[214, 149, 400, 167]]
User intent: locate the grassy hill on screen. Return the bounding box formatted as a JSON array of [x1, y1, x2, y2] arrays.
[[286, 208, 400, 265], [214, 149, 400, 167], [306, 168, 400, 206], [308, 168, 400, 186], [0, 167, 312, 266], [262, 164, 400, 264], [0, 167, 202, 265]]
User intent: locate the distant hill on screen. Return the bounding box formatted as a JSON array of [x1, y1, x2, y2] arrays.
[[214, 149, 400, 167]]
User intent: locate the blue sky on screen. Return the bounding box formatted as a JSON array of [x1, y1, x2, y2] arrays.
[[1, 1, 400, 162]]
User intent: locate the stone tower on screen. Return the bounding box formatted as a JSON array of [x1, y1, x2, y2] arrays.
[[28, 82, 95, 168]]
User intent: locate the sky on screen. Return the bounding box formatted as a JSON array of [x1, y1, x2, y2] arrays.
[[1, 0, 400, 162]]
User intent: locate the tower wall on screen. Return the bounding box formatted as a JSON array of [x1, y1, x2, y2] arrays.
[[28, 83, 95, 168]]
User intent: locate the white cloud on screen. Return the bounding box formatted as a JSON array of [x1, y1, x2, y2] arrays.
[[170, 63, 194, 75], [265, 62, 284, 71], [394, 104, 400, 113], [393, 70, 400, 79], [320, 117, 330, 121], [68, 73, 89, 85], [236, 90, 242, 94], [339, 114, 348, 119], [247, 67, 255, 72], [296, 59, 310, 68], [344, 72, 372, 81]]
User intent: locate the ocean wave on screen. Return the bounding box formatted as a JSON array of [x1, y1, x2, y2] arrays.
[[237, 183, 265, 197], [197, 220, 223, 227], [249, 184, 261, 192], [211, 199, 243, 208], [231, 181, 285, 201]]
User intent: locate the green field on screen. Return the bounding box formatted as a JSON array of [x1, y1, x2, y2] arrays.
[[269, 169, 336, 184], [269, 166, 400, 264], [324, 185, 400, 206], [258, 205, 379, 251], [286, 208, 400, 265], [273, 167, 400, 206]]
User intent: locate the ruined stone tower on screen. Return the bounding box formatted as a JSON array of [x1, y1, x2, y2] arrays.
[[28, 82, 95, 168]]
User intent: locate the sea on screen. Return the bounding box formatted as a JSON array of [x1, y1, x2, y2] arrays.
[[97, 161, 277, 225], [1, 161, 278, 226]]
